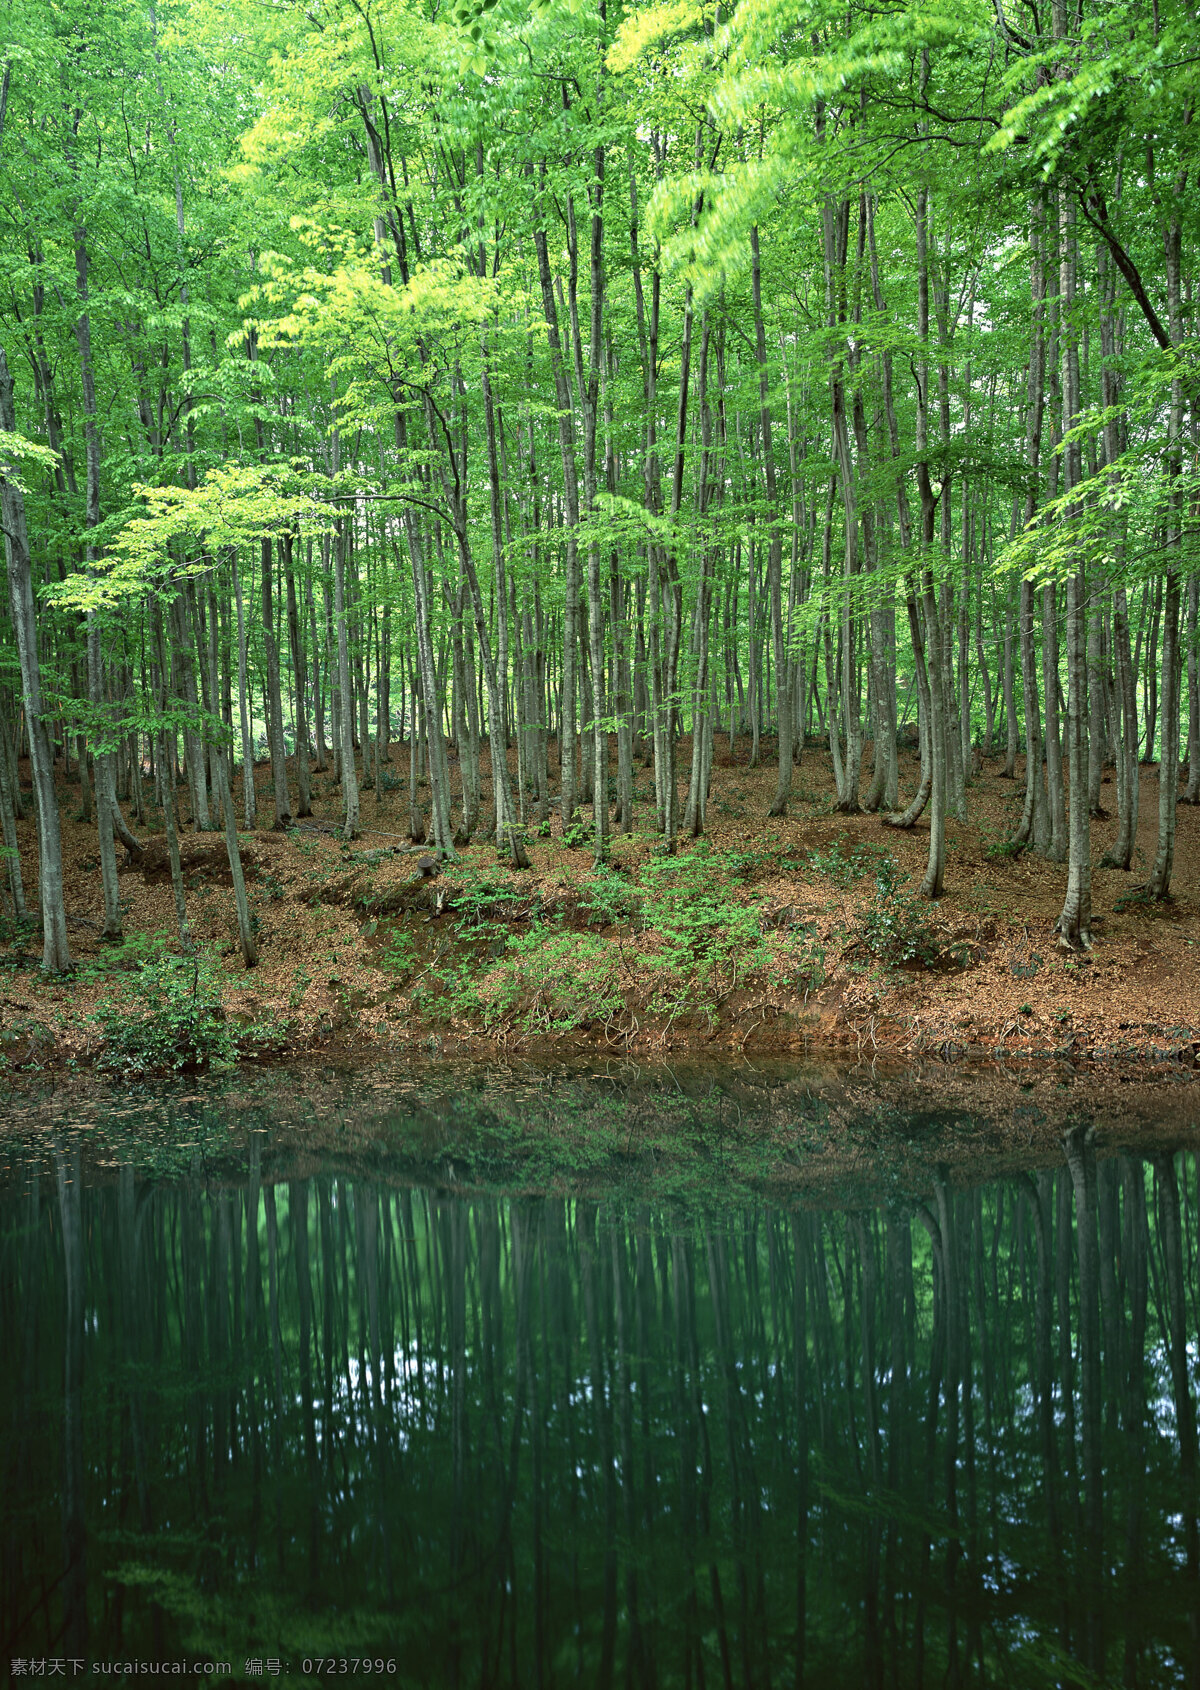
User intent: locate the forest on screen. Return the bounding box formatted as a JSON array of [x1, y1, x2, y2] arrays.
[[0, 0, 1197, 1056]]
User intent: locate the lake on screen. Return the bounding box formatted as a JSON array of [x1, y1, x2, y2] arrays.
[[2, 1062, 1198, 1687]]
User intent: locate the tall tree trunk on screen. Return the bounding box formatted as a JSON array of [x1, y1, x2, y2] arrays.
[[74, 225, 122, 938], [533, 216, 581, 832], [1146, 190, 1187, 899], [333, 520, 360, 841], [1055, 193, 1093, 948], [205, 578, 257, 966], [0, 728, 27, 920], [1185, 576, 1200, 803], [0, 346, 71, 971], [284, 536, 312, 818], [454, 530, 528, 868], [260, 537, 293, 829], [232, 552, 258, 827], [152, 598, 192, 954], [751, 226, 791, 817], [913, 120, 946, 899]]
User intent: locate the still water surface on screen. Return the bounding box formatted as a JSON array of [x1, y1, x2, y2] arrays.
[[2, 1069, 1198, 1687]]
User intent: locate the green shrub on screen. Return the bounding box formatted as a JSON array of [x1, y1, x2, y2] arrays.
[[985, 837, 1025, 861], [781, 921, 827, 998], [806, 836, 882, 888], [723, 845, 803, 879], [641, 845, 764, 978], [96, 941, 236, 1077], [415, 957, 484, 1023], [560, 819, 592, 850], [379, 927, 419, 976], [446, 865, 517, 931], [475, 928, 623, 1032], [722, 845, 773, 878], [579, 862, 640, 927], [861, 856, 935, 966]]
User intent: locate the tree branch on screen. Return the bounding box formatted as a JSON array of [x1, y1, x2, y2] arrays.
[[1077, 189, 1171, 351]]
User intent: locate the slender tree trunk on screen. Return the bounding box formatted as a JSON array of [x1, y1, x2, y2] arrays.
[[233, 552, 258, 827], [152, 599, 191, 954], [74, 226, 123, 938], [1185, 576, 1200, 803], [1002, 579, 1019, 778], [1040, 582, 1067, 862], [284, 536, 312, 818], [0, 347, 71, 971], [205, 579, 257, 966], [750, 226, 791, 817], [0, 707, 28, 920], [1055, 193, 1093, 947], [1014, 579, 1049, 852], [913, 130, 945, 898], [1098, 243, 1139, 868], [306, 571, 327, 773], [333, 520, 360, 840], [533, 217, 581, 832], [172, 583, 211, 831], [1146, 192, 1187, 899], [260, 537, 293, 828], [452, 522, 529, 868]]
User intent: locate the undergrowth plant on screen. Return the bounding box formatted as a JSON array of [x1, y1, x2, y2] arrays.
[[380, 928, 420, 976], [861, 857, 936, 966], [579, 862, 640, 927], [640, 846, 767, 1009], [96, 936, 236, 1076], [807, 836, 883, 887], [722, 845, 802, 879], [472, 928, 623, 1033], [446, 865, 520, 930], [779, 921, 827, 999]]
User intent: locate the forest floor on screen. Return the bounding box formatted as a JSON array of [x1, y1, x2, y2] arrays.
[[4, 733, 1200, 1078]]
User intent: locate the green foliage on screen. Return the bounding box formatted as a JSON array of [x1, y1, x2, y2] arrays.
[[0, 1015, 57, 1072], [0, 910, 39, 974], [985, 837, 1026, 862], [641, 845, 765, 979], [379, 928, 419, 977], [579, 862, 640, 927], [560, 819, 592, 850], [806, 837, 883, 888], [723, 845, 803, 879], [96, 939, 236, 1078], [860, 857, 935, 967], [447, 866, 520, 930], [474, 928, 624, 1033], [779, 920, 826, 999], [1, 0, 1193, 969], [75, 926, 180, 983]]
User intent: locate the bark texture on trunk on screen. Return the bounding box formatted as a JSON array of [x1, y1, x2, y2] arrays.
[[0, 346, 71, 971]]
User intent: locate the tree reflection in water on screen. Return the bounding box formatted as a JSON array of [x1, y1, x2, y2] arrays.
[[2, 1131, 1197, 1687]]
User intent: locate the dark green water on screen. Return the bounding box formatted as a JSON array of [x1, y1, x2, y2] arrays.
[[2, 1071, 1198, 1687]]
